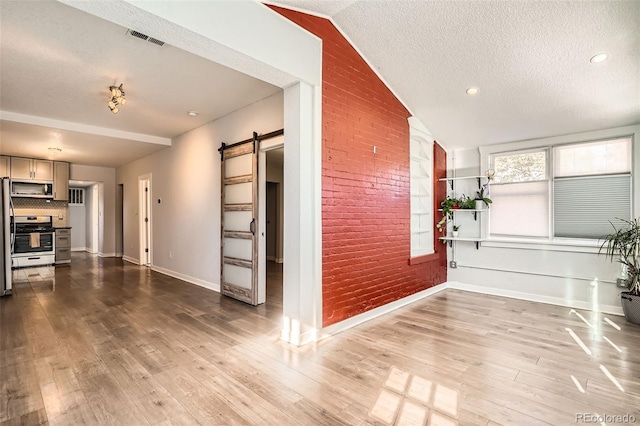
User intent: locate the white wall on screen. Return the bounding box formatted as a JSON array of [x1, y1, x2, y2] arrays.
[[447, 124, 640, 315], [84, 184, 96, 253], [116, 91, 284, 290], [68, 201, 86, 251], [70, 164, 116, 256]]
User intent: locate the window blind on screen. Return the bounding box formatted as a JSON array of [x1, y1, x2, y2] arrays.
[[554, 175, 631, 238], [490, 181, 549, 237]]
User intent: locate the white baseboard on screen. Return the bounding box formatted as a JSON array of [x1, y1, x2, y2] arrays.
[[86, 249, 98, 254], [447, 281, 624, 316], [99, 252, 117, 258], [266, 255, 276, 262], [122, 255, 139, 265], [276, 257, 284, 264], [283, 280, 624, 346], [266, 256, 284, 264], [71, 247, 88, 252], [313, 283, 448, 343], [150, 265, 220, 293]]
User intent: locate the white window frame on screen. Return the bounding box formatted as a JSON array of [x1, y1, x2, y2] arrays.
[[409, 117, 435, 258], [479, 127, 637, 253], [489, 147, 550, 239], [69, 187, 85, 206]]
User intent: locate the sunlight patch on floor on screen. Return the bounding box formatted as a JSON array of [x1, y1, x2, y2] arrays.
[[604, 317, 621, 330], [570, 375, 586, 393], [370, 366, 458, 425]]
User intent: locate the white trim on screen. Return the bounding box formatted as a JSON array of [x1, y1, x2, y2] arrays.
[[150, 265, 220, 293], [447, 281, 624, 316], [122, 255, 139, 264], [98, 252, 117, 258], [276, 257, 284, 264], [138, 174, 152, 267], [316, 283, 448, 342], [294, 280, 624, 346], [0, 111, 171, 146], [71, 247, 88, 252]]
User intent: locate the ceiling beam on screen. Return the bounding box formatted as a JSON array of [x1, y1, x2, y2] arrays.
[[0, 111, 171, 146]]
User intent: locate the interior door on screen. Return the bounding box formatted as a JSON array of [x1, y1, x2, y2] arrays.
[[220, 134, 259, 305]]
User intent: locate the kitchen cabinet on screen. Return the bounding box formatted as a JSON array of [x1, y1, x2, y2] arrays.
[[54, 161, 69, 201], [55, 228, 71, 264], [11, 157, 53, 181], [0, 156, 8, 177]]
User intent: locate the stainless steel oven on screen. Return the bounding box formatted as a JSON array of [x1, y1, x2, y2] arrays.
[[14, 232, 54, 254], [11, 216, 56, 268]]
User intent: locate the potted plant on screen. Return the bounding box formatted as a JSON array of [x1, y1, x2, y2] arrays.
[[599, 218, 640, 324], [452, 225, 460, 238], [459, 194, 476, 210], [437, 196, 459, 233], [474, 187, 492, 210]]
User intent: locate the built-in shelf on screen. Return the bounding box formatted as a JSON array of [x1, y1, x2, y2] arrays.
[[439, 175, 489, 249], [439, 236, 486, 250]]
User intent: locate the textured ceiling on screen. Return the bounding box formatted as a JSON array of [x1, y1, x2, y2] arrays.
[[272, 0, 640, 149], [2, 1, 638, 165], [0, 1, 280, 167]]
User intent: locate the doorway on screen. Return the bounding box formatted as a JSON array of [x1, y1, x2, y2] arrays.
[[261, 145, 284, 308], [138, 174, 152, 266]]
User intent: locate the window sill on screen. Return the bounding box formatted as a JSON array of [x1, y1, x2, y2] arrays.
[[481, 237, 602, 254], [409, 252, 439, 265]]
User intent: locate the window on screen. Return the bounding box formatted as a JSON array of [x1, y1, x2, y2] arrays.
[[69, 187, 85, 206], [490, 149, 549, 237], [488, 136, 632, 240], [409, 121, 434, 257], [554, 138, 631, 238]]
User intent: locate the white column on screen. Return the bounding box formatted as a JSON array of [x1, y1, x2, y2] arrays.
[[282, 82, 322, 345]]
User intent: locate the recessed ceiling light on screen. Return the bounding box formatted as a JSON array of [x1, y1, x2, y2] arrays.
[[187, 111, 198, 117], [590, 53, 609, 63], [466, 87, 479, 96]]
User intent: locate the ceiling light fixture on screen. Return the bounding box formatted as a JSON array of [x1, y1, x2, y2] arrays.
[[590, 53, 609, 63], [108, 83, 127, 114], [187, 110, 198, 117], [466, 87, 479, 96]]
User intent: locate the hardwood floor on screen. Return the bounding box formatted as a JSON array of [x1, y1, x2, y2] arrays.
[[1, 253, 639, 425]]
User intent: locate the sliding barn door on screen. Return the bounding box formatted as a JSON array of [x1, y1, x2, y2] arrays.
[[220, 134, 259, 305]]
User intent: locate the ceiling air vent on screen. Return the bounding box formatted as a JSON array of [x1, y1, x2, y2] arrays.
[[147, 37, 165, 47], [127, 30, 165, 47]]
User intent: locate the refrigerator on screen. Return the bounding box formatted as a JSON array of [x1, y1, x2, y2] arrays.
[[1, 177, 13, 296]]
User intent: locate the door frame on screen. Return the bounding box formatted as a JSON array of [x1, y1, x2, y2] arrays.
[[91, 184, 99, 254], [138, 173, 152, 266]]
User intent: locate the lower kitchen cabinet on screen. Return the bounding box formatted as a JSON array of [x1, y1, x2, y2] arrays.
[[55, 228, 71, 264]]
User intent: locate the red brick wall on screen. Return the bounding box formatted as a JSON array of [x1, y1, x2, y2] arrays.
[[270, 6, 447, 326]]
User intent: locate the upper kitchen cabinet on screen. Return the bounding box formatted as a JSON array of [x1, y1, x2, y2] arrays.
[[11, 157, 53, 181], [0, 156, 9, 177], [53, 161, 69, 201]]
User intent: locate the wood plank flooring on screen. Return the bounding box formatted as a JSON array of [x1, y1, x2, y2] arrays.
[[1, 253, 640, 425]]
